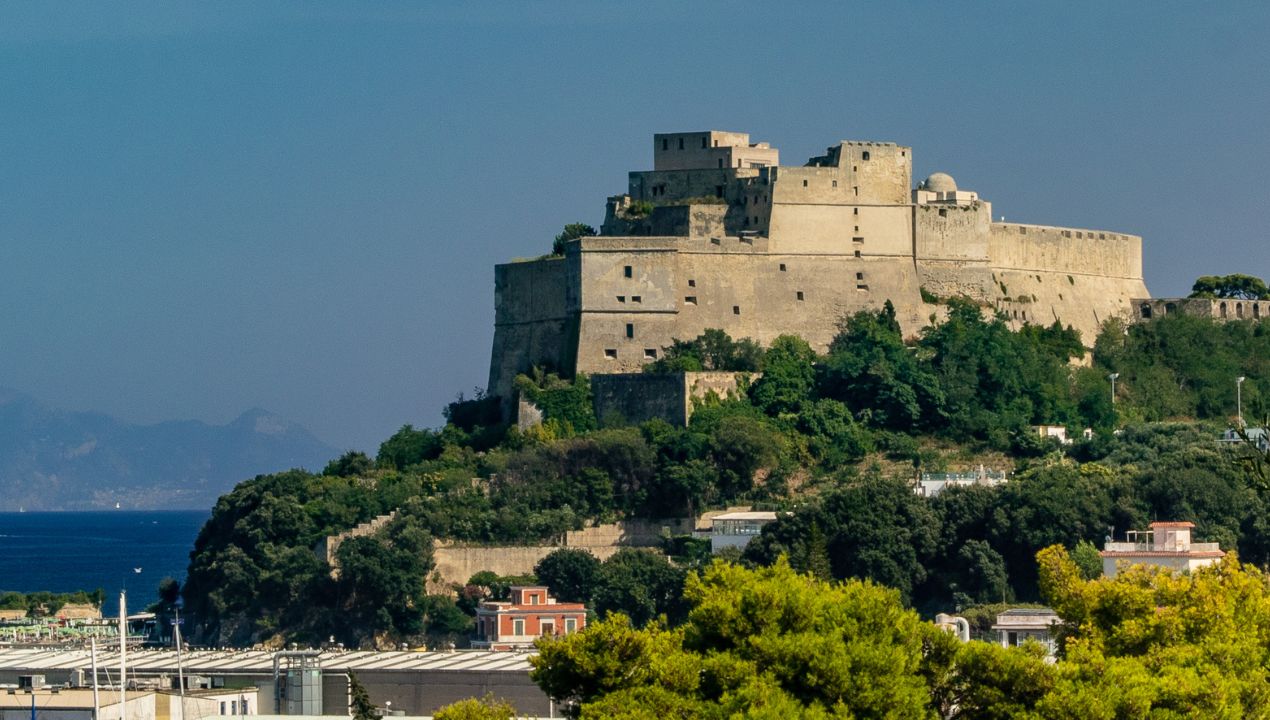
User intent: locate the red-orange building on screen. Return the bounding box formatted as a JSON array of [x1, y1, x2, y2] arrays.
[[472, 586, 587, 651]]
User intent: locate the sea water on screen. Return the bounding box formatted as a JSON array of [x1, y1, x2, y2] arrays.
[[0, 510, 209, 617]]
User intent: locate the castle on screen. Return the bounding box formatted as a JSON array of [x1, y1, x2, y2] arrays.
[[488, 130, 1150, 401]]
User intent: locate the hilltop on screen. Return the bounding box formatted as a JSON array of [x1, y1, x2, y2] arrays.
[[0, 388, 337, 510]]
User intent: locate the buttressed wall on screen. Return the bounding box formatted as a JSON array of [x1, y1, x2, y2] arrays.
[[488, 130, 1150, 400]]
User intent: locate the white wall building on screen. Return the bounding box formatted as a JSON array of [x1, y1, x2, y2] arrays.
[[1100, 521, 1223, 578], [710, 512, 782, 552]]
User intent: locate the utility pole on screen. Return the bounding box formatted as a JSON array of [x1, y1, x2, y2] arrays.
[[1237, 376, 1247, 426]]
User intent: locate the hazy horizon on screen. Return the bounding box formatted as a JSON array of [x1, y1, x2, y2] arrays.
[[3, 2, 1267, 451]]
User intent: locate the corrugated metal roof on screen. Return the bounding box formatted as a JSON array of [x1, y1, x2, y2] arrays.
[[0, 648, 534, 675]]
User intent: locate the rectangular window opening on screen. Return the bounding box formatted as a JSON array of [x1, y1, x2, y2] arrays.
[[853, 207, 859, 215], [715, 185, 724, 198], [852, 236, 864, 244], [857, 284, 869, 291], [624, 265, 632, 278], [733, 305, 740, 315], [661, 138, 668, 151], [513, 619, 525, 636], [938, 208, 947, 217], [856, 272, 864, 280], [854, 250, 862, 258], [644, 348, 657, 359], [685, 296, 697, 305], [604, 349, 617, 359], [625, 323, 634, 339], [701, 136, 708, 148], [779, 263, 787, 271], [862, 151, 871, 161], [802, 179, 808, 187], [631, 295, 641, 303], [796, 291, 804, 301], [678, 137, 684, 150], [688, 278, 696, 287], [616, 295, 625, 303], [832, 180, 838, 188]]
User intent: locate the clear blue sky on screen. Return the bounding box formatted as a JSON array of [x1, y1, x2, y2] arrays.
[[2, 1, 1267, 452]]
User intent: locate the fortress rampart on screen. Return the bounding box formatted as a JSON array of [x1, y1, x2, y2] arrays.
[[488, 130, 1149, 400]]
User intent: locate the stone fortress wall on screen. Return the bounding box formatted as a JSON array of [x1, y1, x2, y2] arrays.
[[488, 130, 1150, 401]]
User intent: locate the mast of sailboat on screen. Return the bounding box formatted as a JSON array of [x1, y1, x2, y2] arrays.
[[119, 590, 127, 720], [91, 636, 101, 720]]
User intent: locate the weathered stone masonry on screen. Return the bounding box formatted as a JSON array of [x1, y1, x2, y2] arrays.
[[488, 130, 1150, 401]]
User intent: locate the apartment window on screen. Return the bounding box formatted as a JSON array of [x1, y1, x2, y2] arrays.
[[685, 296, 697, 305], [678, 137, 684, 150], [565, 617, 577, 633], [779, 263, 787, 271], [624, 265, 632, 278], [796, 291, 804, 301], [688, 278, 696, 287], [662, 138, 668, 151], [626, 323, 634, 338], [232, 702, 238, 715], [644, 348, 657, 359], [221, 704, 226, 715], [733, 305, 741, 315], [513, 619, 525, 636], [605, 348, 617, 359], [631, 295, 641, 303], [862, 151, 871, 160]]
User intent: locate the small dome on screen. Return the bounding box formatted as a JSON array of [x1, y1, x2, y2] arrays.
[[923, 172, 957, 193]]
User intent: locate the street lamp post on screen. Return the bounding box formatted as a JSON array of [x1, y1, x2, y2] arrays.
[[1237, 376, 1246, 426], [1108, 373, 1119, 405]]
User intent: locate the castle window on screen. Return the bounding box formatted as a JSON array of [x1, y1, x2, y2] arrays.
[[617, 295, 626, 303], [743, 196, 748, 205], [796, 291, 804, 301], [624, 265, 632, 278], [939, 209, 947, 217], [678, 137, 684, 150], [626, 323, 634, 338], [854, 225, 859, 232], [803, 179, 808, 187], [853, 165, 857, 172], [1140, 304, 1152, 319], [853, 208, 859, 215], [1221, 302, 1228, 318], [1255, 304, 1262, 319], [901, 150, 906, 157], [854, 250, 862, 258], [1237, 303, 1245, 319], [662, 138, 668, 151], [644, 348, 658, 359], [1166, 302, 1177, 314], [853, 186, 859, 196], [733, 305, 740, 315], [856, 272, 864, 281], [701, 137, 708, 149], [833, 180, 838, 188], [852, 237, 864, 244], [688, 279, 696, 287], [862, 151, 871, 161], [715, 185, 724, 198], [856, 284, 868, 291], [779, 263, 787, 271], [685, 296, 697, 305], [605, 348, 617, 359], [718, 159, 724, 168], [632, 295, 641, 303]]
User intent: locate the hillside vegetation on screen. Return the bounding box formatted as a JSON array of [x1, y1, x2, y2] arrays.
[[182, 305, 1269, 647]]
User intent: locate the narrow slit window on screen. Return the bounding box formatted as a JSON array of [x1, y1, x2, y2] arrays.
[[853, 207, 859, 215], [662, 138, 668, 151], [678, 137, 684, 150], [802, 179, 808, 187], [701, 137, 707, 149], [625, 323, 634, 338]]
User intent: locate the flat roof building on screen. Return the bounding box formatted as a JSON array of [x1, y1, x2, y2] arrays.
[[1100, 521, 1224, 578]]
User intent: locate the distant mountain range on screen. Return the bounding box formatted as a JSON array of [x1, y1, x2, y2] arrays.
[[0, 387, 338, 511]]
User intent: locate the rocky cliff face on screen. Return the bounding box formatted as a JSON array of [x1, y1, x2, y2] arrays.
[[0, 387, 337, 510]]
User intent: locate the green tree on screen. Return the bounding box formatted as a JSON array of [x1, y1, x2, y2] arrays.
[[645, 329, 763, 373], [748, 334, 817, 416], [323, 451, 373, 477], [553, 223, 597, 256], [535, 549, 602, 604], [1189, 273, 1270, 300], [592, 549, 686, 626], [348, 672, 377, 720], [376, 425, 442, 470], [531, 559, 934, 719]]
